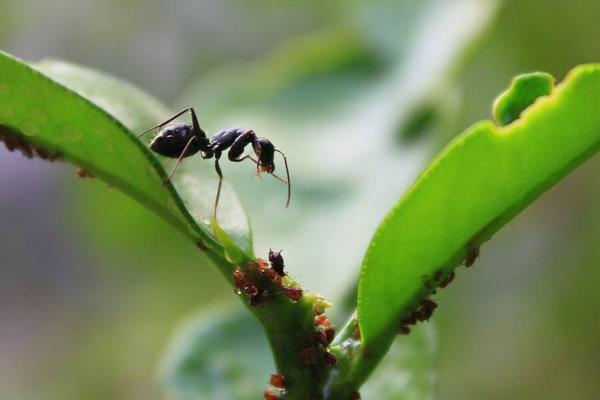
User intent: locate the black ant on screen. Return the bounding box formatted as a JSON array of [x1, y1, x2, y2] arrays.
[[138, 108, 291, 219]]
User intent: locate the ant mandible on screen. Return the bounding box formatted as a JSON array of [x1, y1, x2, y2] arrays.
[[138, 108, 291, 219]]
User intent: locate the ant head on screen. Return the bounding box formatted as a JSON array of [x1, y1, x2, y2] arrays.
[[253, 138, 275, 173]]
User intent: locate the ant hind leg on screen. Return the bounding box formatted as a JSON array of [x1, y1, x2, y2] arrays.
[[213, 158, 224, 221]]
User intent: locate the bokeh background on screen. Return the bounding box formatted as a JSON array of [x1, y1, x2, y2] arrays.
[[2, 0, 600, 399]]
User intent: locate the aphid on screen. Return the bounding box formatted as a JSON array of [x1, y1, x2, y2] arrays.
[[138, 108, 291, 219], [76, 168, 94, 179], [300, 347, 319, 366], [324, 351, 337, 367], [401, 315, 417, 326], [314, 314, 332, 329], [282, 286, 303, 302], [420, 299, 438, 313], [439, 271, 455, 288], [352, 324, 361, 340], [464, 246, 480, 267], [324, 327, 335, 345], [263, 389, 279, 400], [398, 325, 411, 335], [349, 391, 361, 400], [268, 249, 286, 276], [269, 374, 286, 389], [312, 331, 330, 346]]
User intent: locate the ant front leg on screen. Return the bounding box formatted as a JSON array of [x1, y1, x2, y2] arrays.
[[228, 129, 259, 173], [232, 155, 289, 185]]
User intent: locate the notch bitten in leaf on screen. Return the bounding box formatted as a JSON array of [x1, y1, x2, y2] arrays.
[[493, 72, 555, 126]]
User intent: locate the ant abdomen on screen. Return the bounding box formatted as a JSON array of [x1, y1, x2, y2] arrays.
[[149, 123, 202, 158]]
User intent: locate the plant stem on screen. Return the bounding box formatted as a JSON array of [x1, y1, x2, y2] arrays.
[[207, 252, 333, 399]]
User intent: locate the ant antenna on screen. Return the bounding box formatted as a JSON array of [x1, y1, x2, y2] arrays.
[[275, 149, 291, 207], [137, 125, 159, 138], [137, 108, 197, 138]]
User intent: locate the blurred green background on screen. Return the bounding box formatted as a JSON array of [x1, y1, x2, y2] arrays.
[[1, 0, 600, 399]]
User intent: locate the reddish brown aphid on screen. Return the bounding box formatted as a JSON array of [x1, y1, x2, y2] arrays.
[[465, 246, 480, 267], [314, 314, 333, 331], [300, 347, 319, 366], [362, 347, 371, 358], [398, 325, 411, 335], [433, 269, 443, 281], [268, 249, 286, 276], [312, 331, 330, 346], [282, 286, 303, 302], [233, 267, 246, 290], [270, 374, 286, 389], [349, 390, 361, 400], [352, 324, 361, 340], [324, 327, 335, 345], [439, 271, 455, 288], [196, 240, 208, 251], [401, 314, 417, 326], [256, 258, 270, 271], [264, 389, 279, 400], [420, 299, 438, 313], [77, 168, 94, 179], [324, 351, 337, 366]]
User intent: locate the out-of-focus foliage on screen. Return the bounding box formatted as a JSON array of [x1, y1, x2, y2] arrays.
[[160, 310, 273, 400], [361, 324, 437, 400]]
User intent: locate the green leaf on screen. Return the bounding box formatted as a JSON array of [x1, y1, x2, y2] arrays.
[[159, 310, 274, 400], [358, 65, 600, 350], [0, 52, 251, 257], [35, 59, 171, 133], [361, 324, 437, 400]]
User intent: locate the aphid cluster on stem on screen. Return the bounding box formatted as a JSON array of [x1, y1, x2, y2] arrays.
[[299, 310, 337, 368], [398, 298, 438, 335], [232, 251, 302, 306]]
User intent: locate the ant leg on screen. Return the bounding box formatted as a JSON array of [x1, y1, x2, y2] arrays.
[[163, 136, 196, 186], [138, 108, 197, 138], [213, 158, 223, 220], [231, 155, 288, 184], [275, 149, 291, 207]]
